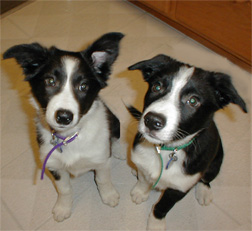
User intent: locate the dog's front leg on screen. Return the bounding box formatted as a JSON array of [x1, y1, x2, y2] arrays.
[[95, 159, 120, 207], [131, 170, 151, 204], [147, 188, 187, 230], [51, 170, 73, 222]]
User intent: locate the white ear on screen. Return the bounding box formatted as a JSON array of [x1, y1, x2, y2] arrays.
[[91, 51, 107, 70], [179, 66, 195, 81]]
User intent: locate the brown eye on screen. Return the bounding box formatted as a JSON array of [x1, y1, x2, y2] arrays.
[[79, 82, 89, 92], [44, 77, 56, 87], [152, 82, 163, 93], [187, 96, 200, 107]]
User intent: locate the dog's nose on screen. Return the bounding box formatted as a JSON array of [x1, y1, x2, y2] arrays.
[[144, 112, 166, 131], [55, 109, 73, 125]]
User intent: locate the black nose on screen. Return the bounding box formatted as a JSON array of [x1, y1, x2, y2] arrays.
[[55, 109, 73, 125], [144, 112, 166, 131]]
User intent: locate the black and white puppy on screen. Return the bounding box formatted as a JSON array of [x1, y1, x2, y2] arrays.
[[3, 32, 124, 222], [127, 55, 247, 230]]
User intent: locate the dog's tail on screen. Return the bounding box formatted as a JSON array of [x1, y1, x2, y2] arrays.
[[126, 105, 142, 121]]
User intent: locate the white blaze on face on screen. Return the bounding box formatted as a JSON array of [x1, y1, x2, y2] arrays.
[[139, 66, 195, 144], [45, 57, 80, 131]]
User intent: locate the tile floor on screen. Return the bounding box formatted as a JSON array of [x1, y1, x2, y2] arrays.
[[1, 0, 251, 230]]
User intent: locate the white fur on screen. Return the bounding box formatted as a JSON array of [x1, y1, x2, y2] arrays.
[[46, 57, 79, 132], [139, 66, 195, 144], [132, 66, 200, 193], [195, 181, 213, 206], [131, 66, 200, 230], [40, 100, 111, 173], [34, 57, 120, 222], [131, 140, 200, 193], [37, 99, 120, 221]]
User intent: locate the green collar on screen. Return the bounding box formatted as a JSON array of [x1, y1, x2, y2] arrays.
[[152, 137, 196, 189], [161, 137, 196, 151]]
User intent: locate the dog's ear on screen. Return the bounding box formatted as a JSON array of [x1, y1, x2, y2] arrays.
[[211, 72, 247, 113], [3, 43, 49, 81], [82, 32, 124, 87], [128, 55, 171, 81]]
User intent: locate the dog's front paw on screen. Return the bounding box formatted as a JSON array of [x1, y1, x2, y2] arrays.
[[52, 195, 72, 222], [147, 211, 166, 231], [131, 184, 149, 204], [195, 182, 213, 206], [99, 186, 120, 207]]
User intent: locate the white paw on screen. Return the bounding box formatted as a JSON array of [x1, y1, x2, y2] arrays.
[[100, 187, 120, 207], [195, 182, 213, 206], [131, 185, 149, 204], [52, 196, 72, 222], [147, 211, 166, 231]]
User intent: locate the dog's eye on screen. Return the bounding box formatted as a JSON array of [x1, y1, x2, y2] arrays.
[[44, 77, 56, 87], [187, 96, 200, 107], [79, 83, 89, 92], [152, 82, 163, 93]]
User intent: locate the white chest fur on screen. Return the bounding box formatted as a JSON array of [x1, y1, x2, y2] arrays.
[[38, 100, 111, 177], [132, 140, 200, 192]]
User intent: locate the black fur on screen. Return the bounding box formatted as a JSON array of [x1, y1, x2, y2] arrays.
[[105, 104, 120, 140], [153, 188, 187, 219], [3, 32, 124, 125], [126, 105, 142, 121], [49, 170, 61, 181], [36, 126, 44, 146], [3, 33, 124, 222], [128, 55, 247, 225]]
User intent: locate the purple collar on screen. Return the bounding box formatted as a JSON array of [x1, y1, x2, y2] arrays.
[[41, 131, 79, 180]]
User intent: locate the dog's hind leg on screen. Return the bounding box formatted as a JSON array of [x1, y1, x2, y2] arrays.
[[95, 159, 120, 207], [51, 170, 73, 222], [131, 170, 151, 204], [147, 188, 187, 230], [195, 143, 224, 206]]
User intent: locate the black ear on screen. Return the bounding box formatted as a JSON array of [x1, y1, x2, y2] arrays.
[[82, 32, 124, 86], [3, 43, 49, 81], [128, 54, 172, 81], [212, 72, 247, 113]]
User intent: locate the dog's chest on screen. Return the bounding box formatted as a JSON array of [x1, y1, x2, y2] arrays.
[[41, 129, 110, 176], [38, 102, 111, 176], [132, 142, 200, 192]]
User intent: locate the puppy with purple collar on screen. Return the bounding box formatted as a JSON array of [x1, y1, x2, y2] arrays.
[[3, 32, 124, 222], [127, 55, 247, 230]]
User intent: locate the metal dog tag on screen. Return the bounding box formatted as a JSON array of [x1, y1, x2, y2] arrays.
[[166, 151, 178, 169], [169, 152, 178, 161], [50, 135, 63, 153]]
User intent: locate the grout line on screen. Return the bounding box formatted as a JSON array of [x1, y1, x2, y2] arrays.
[[212, 201, 241, 226], [34, 215, 53, 231], [1, 198, 24, 230], [1, 148, 30, 171], [7, 17, 32, 39]]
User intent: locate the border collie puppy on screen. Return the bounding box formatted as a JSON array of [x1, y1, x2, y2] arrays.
[[3, 32, 124, 222], [127, 55, 247, 230]]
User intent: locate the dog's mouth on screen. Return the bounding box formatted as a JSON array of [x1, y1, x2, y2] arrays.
[[140, 128, 167, 145]]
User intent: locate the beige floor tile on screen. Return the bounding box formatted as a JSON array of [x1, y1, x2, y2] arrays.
[[1, 201, 22, 230], [1, 18, 29, 40]]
